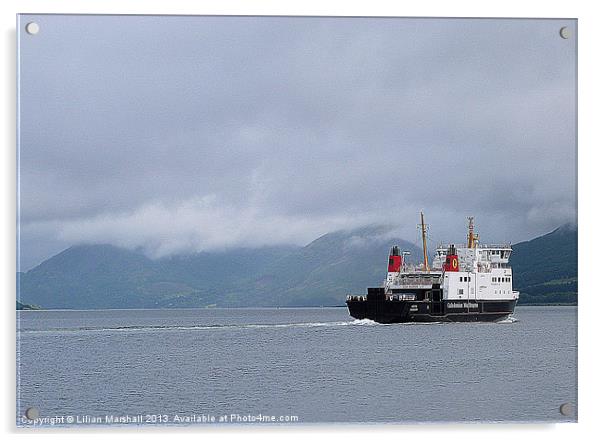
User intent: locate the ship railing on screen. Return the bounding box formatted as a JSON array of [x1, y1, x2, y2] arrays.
[[395, 277, 441, 287], [391, 284, 434, 289], [436, 243, 512, 250], [386, 294, 416, 301], [346, 294, 419, 302]]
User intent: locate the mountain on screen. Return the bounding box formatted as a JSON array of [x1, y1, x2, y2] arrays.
[[17, 224, 577, 309], [17, 226, 419, 309], [209, 226, 421, 307], [510, 224, 577, 305], [17, 243, 297, 309], [18, 244, 159, 309]]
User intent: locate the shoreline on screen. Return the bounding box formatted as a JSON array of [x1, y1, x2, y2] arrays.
[[16, 303, 577, 312]]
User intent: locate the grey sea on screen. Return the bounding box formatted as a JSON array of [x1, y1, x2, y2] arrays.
[[16, 306, 577, 426]]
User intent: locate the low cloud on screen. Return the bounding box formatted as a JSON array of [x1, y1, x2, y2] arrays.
[[18, 16, 576, 269], [52, 196, 376, 258]]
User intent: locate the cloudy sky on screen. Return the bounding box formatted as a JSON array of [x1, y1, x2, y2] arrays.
[[18, 15, 576, 270]]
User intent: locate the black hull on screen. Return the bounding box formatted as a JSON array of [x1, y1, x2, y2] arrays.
[[347, 288, 517, 323]]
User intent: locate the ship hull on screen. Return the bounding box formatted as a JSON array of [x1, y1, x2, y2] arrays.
[[346, 288, 517, 323]]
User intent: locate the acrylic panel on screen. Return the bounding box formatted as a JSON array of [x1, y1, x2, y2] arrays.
[[16, 14, 577, 427]]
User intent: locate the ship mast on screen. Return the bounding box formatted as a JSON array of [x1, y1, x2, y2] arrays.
[[467, 216, 478, 248], [420, 211, 430, 272]]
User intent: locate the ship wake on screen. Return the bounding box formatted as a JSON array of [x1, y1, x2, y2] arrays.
[[20, 319, 383, 334]]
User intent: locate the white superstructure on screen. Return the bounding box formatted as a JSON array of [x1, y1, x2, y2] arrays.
[[431, 243, 519, 301], [383, 216, 519, 303]]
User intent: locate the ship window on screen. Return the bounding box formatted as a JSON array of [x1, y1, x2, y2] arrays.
[[493, 277, 497, 282], [459, 289, 464, 295]]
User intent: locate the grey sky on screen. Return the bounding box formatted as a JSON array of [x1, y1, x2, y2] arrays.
[[18, 15, 577, 270]]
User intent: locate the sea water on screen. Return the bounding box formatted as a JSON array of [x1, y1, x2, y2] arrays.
[[16, 306, 577, 425]]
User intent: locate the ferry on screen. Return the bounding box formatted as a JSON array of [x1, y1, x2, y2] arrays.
[[346, 213, 519, 323]]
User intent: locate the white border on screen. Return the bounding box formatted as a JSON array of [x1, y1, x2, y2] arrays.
[[3, 1, 600, 441]]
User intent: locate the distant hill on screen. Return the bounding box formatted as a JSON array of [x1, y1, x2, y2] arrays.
[[510, 224, 577, 305], [209, 226, 421, 307], [17, 225, 420, 309], [17, 243, 297, 309], [17, 224, 577, 309], [16, 300, 40, 310]]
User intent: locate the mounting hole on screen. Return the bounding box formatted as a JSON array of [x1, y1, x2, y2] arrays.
[[25, 407, 39, 420], [25, 22, 39, 35], [559, 26, 570, 39], [559, 402, 574, 416]]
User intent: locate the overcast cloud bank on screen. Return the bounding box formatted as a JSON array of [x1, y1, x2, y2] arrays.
[[18, 16, 576, 269]]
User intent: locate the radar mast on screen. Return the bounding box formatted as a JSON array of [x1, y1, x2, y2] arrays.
[[420, 211, 430, 272]]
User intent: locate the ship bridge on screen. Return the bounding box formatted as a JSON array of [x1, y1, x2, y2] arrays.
[[432, 243, 512, 272]]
